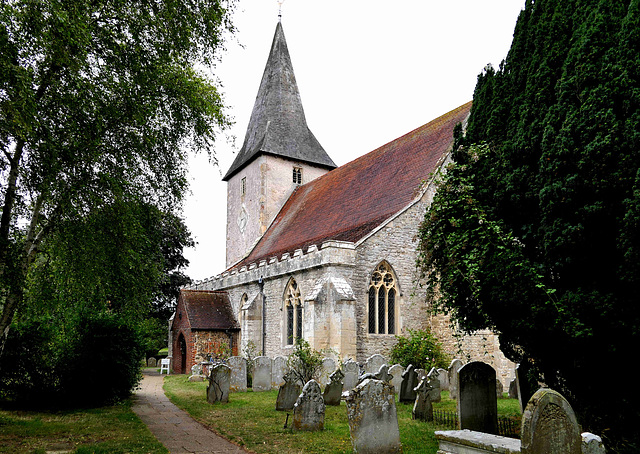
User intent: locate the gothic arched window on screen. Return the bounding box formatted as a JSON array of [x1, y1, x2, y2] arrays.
[[285, 278, 303, 345], [368, 262, 397, 335]]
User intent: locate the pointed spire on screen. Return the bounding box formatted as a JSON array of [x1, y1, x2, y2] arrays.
[[223, 22, 336, 181]]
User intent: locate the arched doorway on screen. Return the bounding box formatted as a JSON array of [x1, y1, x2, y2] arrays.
[[178, 333, 187, 374]]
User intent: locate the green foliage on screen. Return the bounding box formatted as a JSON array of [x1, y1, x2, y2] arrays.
[[418, 1, 640, 450], [286, 338, 323, 385], [389, 329, 450, 371]]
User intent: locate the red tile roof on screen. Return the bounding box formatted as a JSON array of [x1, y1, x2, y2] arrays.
[[233, 102, 472, 270], [178, 290, 239, 331]]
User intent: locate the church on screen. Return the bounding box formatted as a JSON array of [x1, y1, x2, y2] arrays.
[[170, 21, 514, 385]]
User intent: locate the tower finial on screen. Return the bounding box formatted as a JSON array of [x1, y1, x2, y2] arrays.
[[277, 0, 285, 21]]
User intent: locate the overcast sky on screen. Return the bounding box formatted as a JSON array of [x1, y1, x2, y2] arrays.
[[182, 0, 525, 281]]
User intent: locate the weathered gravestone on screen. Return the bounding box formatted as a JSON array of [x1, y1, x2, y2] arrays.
[[520, 388, 581, 454], [276, 371, 302, 411], [457, 361, 498, 435], [412, 373, 440, 422], [319, 358, 336, 387], [345, 379, 401, 454], [323, 368, 344, 405], [581, 433, 606, 454], [427, 367, 442, 403], [508, 377, 518, 399], [364, 354, 387, 374], [188, 363, 205, 382], [389, 364, 404, 395], [207, 363, 231, 404], [272, 356, 288, 388], [359, 364, 392, 385], [496, 379, 504, 399], [399, 364, 419, 403], [516, 362, 536, 412], [293, 380, 325, 432], [147, 357, 157, 367], [228, 356, 247, 392], [448, 359, 463, 400], [437, 368, 449, 391], [342, 359, 360, 391], [252, 356, 272, 392]]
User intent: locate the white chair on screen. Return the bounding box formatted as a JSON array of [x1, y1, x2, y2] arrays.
[[160, 358, 170, 374]]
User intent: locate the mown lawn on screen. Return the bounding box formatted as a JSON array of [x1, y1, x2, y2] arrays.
[[0, 399, 167, 454], [164, 376, 522, 454]]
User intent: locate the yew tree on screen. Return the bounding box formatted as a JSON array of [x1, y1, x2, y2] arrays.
[[0, 0, 235, 358], [418, 1, 640, 450]]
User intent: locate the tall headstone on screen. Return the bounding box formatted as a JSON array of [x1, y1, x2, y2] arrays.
[[323, 368, 344, 406], [319, 358, 336, 387], [521, 388, 582, 454], [389, 364, 404, 395], [253, 356, 272, 392], [412, 374, 438, 422], [228, 356, 247, 392], [276, 371, 302, 411], [457, 361, 498, 434], [508, 378, 518, 399], [448, 359, 463, 400], [272, 356, 288, 388], [345, 379, 401, 454], [343, 359, 360, 391], [364, 354, 386, 374], [437, 368, 449, 391], [399, 364, 419, 403], [207, 363, 231, 404], [293, 380, 325, 432], [427, 367, 442, 403]]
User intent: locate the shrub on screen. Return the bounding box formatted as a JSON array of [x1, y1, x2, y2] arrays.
[[389, 329, 450, 371], [286, 338, 323, 385]]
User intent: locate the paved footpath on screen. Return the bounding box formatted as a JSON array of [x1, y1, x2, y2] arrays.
[[132, 370, 250, 454]]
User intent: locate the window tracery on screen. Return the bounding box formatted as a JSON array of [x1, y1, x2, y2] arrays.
[[285, 278, 303, 345], [368, 262, 397, 335]]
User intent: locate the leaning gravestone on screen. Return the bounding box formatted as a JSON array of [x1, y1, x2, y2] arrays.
[[427, 368, 442, 403], [252, 356, 272, 392], [323, 368, 344, 406], [364, 354, 386, 374], [276, 371, 302, 411], [448, 359, 463, 400], [293, 380, 325, 432], [228, 356, 247, 392], [272, 356, 288, 388], [319, 358, 336, 387], [457, 361, 498, 434], [399, 364, 419, 403], [412, 374, 438, 422], [521, 388, 581, 454], [345, 379, 401, 453], [389, 364, 404, 395], [343, 359, 360, 391], [207, 363, 231, 404]]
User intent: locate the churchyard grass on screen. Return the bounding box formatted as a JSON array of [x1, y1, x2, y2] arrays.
[[0, 400, 167, 453], [165, 376, 517, 453]]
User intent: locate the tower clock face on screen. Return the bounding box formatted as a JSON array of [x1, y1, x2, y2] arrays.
[[238, 208, 248, 233]]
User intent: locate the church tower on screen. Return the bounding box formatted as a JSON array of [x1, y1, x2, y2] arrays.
[[223, 22, 336, 267]]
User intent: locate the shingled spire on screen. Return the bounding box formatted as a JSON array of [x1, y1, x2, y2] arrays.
[[223, 22, 336, 181]]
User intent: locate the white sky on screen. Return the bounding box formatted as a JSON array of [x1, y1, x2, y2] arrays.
[[183, 0, 525, 281]]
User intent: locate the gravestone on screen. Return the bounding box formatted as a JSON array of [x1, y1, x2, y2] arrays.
[[508, 378, 518, 399], [272, 356, 288, 388], [323, 368, 344, 405], [343, 359, 360, 391], [319, 358, 336, 387], [276, 371, 302, 411], [427, 368, 442, 403], [448, 359, 463, 400], [521, 388, 581, 454], [516, 362, 536, 412], [207, 363, 231, 404], [147, 357, 157, 367], [412, 375, 438, 422], [293, 380, 325, 432], [437, 368, 449, 390], [345, 379, 401, 454], [228, 356, 247, 392], [191, 363, 203, 375], [364, 354, 387, 374], [359, 364, 392, 385], [399, 364, 419, 403], [582, 433, 606, 454], [496, 379, 504, 399], [457, 361, 498, 435], [415, 368, 426, 382], [252, 356, 272, 392], [389, 364, 404, 395]]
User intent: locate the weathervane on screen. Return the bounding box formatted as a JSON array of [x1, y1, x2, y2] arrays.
[[277, 0, 285, 21]]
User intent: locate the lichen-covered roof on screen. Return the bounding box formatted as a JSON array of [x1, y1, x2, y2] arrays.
[[231, 101, 472, 270], [178, 290, 239, 331], [223, 22, 336, 181]]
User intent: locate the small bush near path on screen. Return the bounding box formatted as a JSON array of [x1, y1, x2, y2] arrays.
[[0, 399, 167, 454], [164, 376, 519, 454]]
